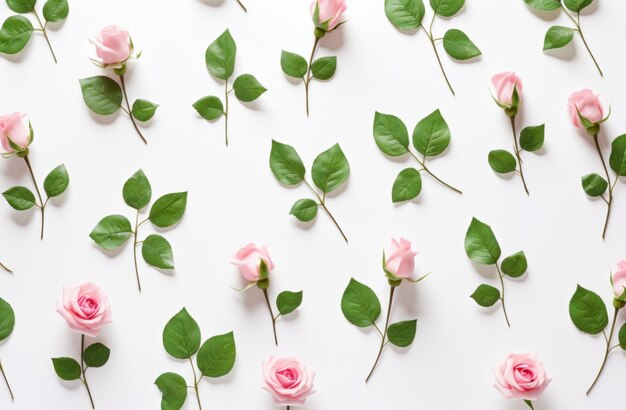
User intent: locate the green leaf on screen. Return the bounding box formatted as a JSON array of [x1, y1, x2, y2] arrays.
[[289, 198, 318, 222], [470, 284, 501, 307], [2, 186, 36, 210], [79, 76, 122, 116], [163, 308, 201, 359], [281, 50, 308, 78], [523, 0, 561, 11], [373, 112, 409, 156], [387, 320, 417, 347], [233, 74, 267, 102], [384, 0, 425, 30], [89, 215, 133, 250], [581, 173, 608, 197], [519, 125, 545, 152], [564, 0, 592, 12], [42, 0, 69, 22], [155, 372, 188, 410], [619, 322, 626, 350], [123, 169, 152, 210], [443, 29, 481, 60], [429, 0, 464, 17], [0, 16, 33, 55], [488, 150, 517, 174], [276, 291, 303, 315], [197, 332, 236, 378], [6, 0, 36, 13], [149, 192, 188, 228], [569, 285, 608, 335], [412, 109, 451, 157], [0, 297, 15, 341], [341, 278, 381, 327], [543, 26, 575, 50], [131, 99, 159, 122], [501, 251, 528, 278], [311, 56, 337, 80], [51, 358, 81, 381], [269, 140, 306, 185], [44, 164, 69, 198], [83, 343, 110, 368], [205, 29, 236, 81], [392, 168, 422, 203], [142, 234, 175, 269], [312, 144, 350, 194], [464, 217, 501, 265], [609, 134, 626, 176], [193, 96, 224, 121]]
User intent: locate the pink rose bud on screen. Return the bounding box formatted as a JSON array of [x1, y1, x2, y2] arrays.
[[262, 356, 315, 406], [612, 261, 626, 300], [494, 352, 551, 401], [89, 25, 132, 66], [232, 243, 274, 283], [57, 283, 112, 337], [491, 72, 522, 107], [0, 112, 31, 154], [310, 0, 347, 33], [385, 238, 417, 279], [568, 89, 604, 129]]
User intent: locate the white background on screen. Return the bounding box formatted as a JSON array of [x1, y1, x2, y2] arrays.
[[0, 0, 624, 409]]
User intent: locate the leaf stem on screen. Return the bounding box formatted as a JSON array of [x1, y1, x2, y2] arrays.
[[560, 6, 603, 76], [592, 134, 613, 240], [133, 210, 142, 292], [495, 264, 511, 328], [510, 116, 530, 195], [303, 180, 348, 242], [236, 0, 247, 12], [0, 359, 14, 401], [408, 151, 462, 194], [188, 358, 203, 410], [32, 10, 57, 63], [80, 335, 95, 409], [23, 155, 45, 240], [0, 262, 11, 273], [261, 289, 279, 346], [118, 75, 147, 144], [365, 286, 395, 383], [423, 20, 454, 95], [304, 37, 321, 117], [224, 81, 230, 146], [586, 307, 618, 395]]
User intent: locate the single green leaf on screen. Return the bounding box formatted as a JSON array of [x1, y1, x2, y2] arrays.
[[488, 150, 517, 173], [564, 0, 592, 12], [142, 234, 175, 270], [412, 109, 451, 157], [543, 26, 575, 50], [276, 291, 303, 315], [501, 251, 528, 278], [205, 29, 236, 81], [89, 215, 133, 250], [464, 217, 501, 265], [341, 278, 381, 327], [149, 192, 188, 228], [392, 168, 422, 203], [519, 125, 545, 152], [289, 199, 318, 222], [163, 308, 201, 359], [569, 285, 608, 335], [79, 76, 122, 116], [42, 0, 69, 22], [44, 164, 69, 198], [51, 358, 81, 381], [2, 186, 36, 210], [443, 29, 481, 60], [387, 319, 417, 347], [311, 56, 337, 80], [281, 50, 308, 78], [193, 96, 224, 121], [619, 322, 626, 350], [523, 0, 561, 11], [0, 297, 15, 341], [131, 99, 159, 122], [0, 16, 34, 55], [384, 0, 425, 30], [270, 140, 306, 185], [6, 0, 36, 13], [429, 0, 464, 17], [581, 173, 608, 197], [470, 284, 501, 307], [373, 112, 409, 156], [123, 169, 152, 210], [312, 144, 350, 193], [155, 372, 188, 410], [197, 332, 236, 378], [83, 343, 110, 368], [233, 74, 267, 102], [609, 134, 626, 176]]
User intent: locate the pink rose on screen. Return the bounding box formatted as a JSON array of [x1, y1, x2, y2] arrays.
[[311, 0, 347, 32], [491, 72, 522, 106], [494, 352, 551, 401], [232, 244, 274, 282], [262, 356, 315, 406], [385, 238, 417, 279], [57, 283, 112, 337], [568, 89, 604, 128], [612, 261, 626, 299], [0, 112, 31, 154], [89, 25, 132, 65]]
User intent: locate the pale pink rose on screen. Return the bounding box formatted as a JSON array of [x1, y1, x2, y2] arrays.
[[0, 112, 30, 153], [89, 25, 132, 65], [491, 72, 522, 106], [494, 353, 551, 401], [56, 283, 112, 337], [385, 238, 417, 279], [311, 0, 347, 32], [232, 244, 274, 282], [262, 356, 315, 406], [612, 261, 626, 299], [568, 89, 604, 128]]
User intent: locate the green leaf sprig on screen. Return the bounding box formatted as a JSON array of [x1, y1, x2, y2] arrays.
[[0, 297, 15, 401], [193, 29, 267, 146], [523, 0, 603, 76], [89, 170, 187, 292], [373, 110, 462, 202], [270, 140, 350, 242], [0, 0, 68, 62], [156, 308, 236, 410], [384, 0, 481, 95], [464, 217, 529, 327]]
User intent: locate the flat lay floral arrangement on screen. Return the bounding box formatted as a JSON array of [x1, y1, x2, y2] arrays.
[[0, 0, 624, 409]]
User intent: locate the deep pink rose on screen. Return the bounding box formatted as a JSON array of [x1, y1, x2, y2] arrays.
[[0, 112, 30, 153], [232, 243, 274, 282], [262, 356, 315, 406], [491, 72, 522, 106], [568, 89, 604, 128], [311, 0, 347, 32], [89, 25, 132, 65], [385, 238, 417, 279], [612, 261, 626, 299], [494, 353, 551, 401], [57, 283, 112, 337]]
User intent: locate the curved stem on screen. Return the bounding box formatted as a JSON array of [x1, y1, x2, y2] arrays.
[[0, 262, 11, 273], [224, 82, 230, 146], [133, 210, 142, 292], [80, 335, 95, 409], [23, 156, 45, 240], [189, 358, 203, 410], [236, 0, 247, 12], [586, 308, 618, 395], [33, 10, 57, 63], [592, 134, 613, 240], [408, 152, 462, 194], [262, 289, 279, 346], [496, 264, 511, 328], [0, 359, 14, 401], [304, 37, 321, 117], [424, 24, 454, 95], [510, 116, 530, 195], [303, 180, 348, 242], [119, 75, 147, 144], [365, 286, 395, 383], [576, 13, 603, 77]]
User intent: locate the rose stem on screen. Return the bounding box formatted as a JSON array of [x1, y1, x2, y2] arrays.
[[304, 37, 321, 117], [262, 289, 279, 346], [0, 262, 12, 273], [23, 155, 46, 240], [224, 82, 231, 146], [32, 10, 57, 63], [80, 335, 96, 409], [495, 264, 511, 328], [188, 358, 203, 409], [524, 400, 535, 410], [423, 15, 455, 95], [133, 210, 143, 292], [0, 359, 14, 401], [303, 180, 348, 242], [118, 75, 147, 144], [365, 286, 395, 383], [236, 0, 247, 12], [560, 6, 603, 77], [586, 307, 618, 395], [408, 151, 462, 194], [510, 116, 530, 195], [592, 133, 613, 240]]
